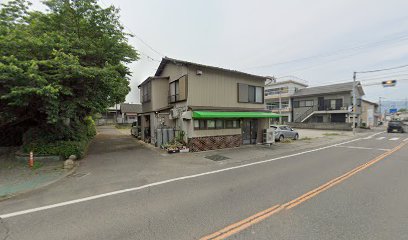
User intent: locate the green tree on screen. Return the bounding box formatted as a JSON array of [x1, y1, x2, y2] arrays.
[[398, 108, 407, 112], [0, 0, 138, 144]]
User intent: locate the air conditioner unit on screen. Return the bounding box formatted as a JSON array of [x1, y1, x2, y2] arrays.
[[263, 128, 275, 144], [181, 111, 192, 120], [169, 109, 179, 119]]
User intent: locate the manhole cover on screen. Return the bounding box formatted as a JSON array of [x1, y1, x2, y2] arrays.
[[205, 155, 230, 161]]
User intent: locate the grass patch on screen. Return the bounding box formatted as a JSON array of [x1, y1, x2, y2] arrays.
[[323, 133, 340, 136], [280, 139, 293, 143], [31, 161, 43, 170], [115, 124, 131, 129], [300, 137, 313, 141]]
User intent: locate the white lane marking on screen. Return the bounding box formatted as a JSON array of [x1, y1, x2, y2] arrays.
[[404, 138, 408, 142], [336, 145, 391, 151], [389, 137, 400, 141], [376, 137, 385, 140], [364, 131, 386, 139], [0, 138, 362, 219]]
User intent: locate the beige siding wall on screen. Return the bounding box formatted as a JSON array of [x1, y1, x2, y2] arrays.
[[186, 67, 265, 109], [141, 100, 152, 113], [151, 78, 169, 110], [160, 64, 188, 102], [192, 128, 241, 138]]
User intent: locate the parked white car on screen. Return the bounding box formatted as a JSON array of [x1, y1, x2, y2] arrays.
[[270, 125, 299, 141], [130, 122, 140, 137]]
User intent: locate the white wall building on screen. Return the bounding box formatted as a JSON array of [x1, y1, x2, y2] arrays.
[[264, 78, 308, 123]]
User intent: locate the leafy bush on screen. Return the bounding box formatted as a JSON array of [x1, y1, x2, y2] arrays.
[[84, 116, 97, 138], [23, 140, 89, 159], [22, 117, 96, 159]]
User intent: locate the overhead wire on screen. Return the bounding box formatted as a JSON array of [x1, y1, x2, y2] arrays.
[[99, 0, 164, 62], [244, 32, 408, 70], [356, 64, 408, 73]]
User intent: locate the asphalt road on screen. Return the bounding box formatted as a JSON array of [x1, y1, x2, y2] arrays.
[[0, 130, 407, 240]]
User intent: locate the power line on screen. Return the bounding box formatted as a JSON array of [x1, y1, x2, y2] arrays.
[[306, 75, 408, 87], [358, 74, 408, 82], [244, 31, 408, 70], [99, 0, 165, 58], [274, 38, 408, 76], [356, 69, 408, 78], [356, 64, 408, 74]]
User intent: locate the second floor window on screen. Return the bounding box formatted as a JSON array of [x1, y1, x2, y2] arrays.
[[141, 81, 151, 103], [238, 83, 264, 103], [293, 100, 314, 108], [169, 80, 179, 103]]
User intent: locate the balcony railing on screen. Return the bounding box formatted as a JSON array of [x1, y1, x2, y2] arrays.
[[317, 105, 349, 111], [266, 105, 290, 111]]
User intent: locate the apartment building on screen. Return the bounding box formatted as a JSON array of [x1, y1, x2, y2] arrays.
[[264, 79, 308, 123], [291, 82, 365, 128]]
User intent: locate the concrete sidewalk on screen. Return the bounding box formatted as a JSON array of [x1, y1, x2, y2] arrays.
[[296, 127, 384, 139], [0, 153, 72, 200]]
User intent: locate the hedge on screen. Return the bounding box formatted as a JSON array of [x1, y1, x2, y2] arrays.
[[22, 117, 96, 159], [23, 140, 89, 159]]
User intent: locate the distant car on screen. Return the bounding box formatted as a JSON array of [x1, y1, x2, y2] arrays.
[[270, 125, 299, 141], [130, 122, 140, 137], [387, 120, 406, 133]]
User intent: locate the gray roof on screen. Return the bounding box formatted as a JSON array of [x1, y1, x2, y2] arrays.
[[138, 76, 169, 88], [292, 81, 364, 97], [155, 57, 267, 80], [266, 79, 308, 87], [362, 99, 379, 106], [120, 103, 142, 113]]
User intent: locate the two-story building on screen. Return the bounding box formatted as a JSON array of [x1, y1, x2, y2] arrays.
[[264, 78, 308, 123], [291, 82, 365, 128], [361, 99, 380, 128], [138, 57, 279, 151]]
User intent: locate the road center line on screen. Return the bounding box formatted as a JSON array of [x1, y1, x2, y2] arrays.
[[200, 140, 407, 240], [336, 145, 390, 151], [0, 137, 368, 219]]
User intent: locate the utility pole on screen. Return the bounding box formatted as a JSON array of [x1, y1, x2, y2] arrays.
[[379, 97, 382, 121], [352, 64, 408, 130], [279, 89, 282, 124], [352, 72, 356, 135]]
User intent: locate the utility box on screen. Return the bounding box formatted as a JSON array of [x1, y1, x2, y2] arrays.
[[263, 128, 275, 144], [156, 128, 175, 147]]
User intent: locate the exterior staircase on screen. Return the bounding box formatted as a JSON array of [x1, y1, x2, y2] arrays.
[[294, 106, 317, 123]]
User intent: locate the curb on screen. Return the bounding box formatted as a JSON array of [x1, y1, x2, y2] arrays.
[[0, 163, 79, 202]]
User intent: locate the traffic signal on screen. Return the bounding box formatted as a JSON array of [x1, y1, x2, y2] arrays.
[[382, 80, 397, 87]]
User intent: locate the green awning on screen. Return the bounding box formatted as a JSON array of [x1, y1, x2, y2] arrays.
[[192, 111, 280, 119]]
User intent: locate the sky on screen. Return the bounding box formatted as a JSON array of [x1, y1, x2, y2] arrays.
[[22, 0, 408, 105]]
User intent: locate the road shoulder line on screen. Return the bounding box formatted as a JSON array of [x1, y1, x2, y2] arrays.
[[0, 137, 364, 219]]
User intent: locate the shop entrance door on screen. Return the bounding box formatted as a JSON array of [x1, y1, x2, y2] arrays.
[[242, 119, 258, 144]]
